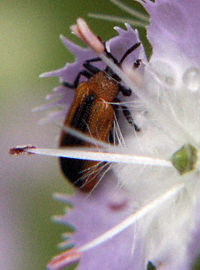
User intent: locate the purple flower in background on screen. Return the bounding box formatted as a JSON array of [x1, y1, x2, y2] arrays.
[[11, 1, 200, 269]]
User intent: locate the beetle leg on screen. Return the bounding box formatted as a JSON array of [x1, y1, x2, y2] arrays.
[[113, 97, 140, 132], [121, 104, 140, 131], [119, 42, 141, 66], [105, 42, 141, 66], [118, 84, 132, 96], [62, 70, 92, 89], [83, 57, 101, 74], [105, 50, 119, 64], [85, 57, 101, 63]]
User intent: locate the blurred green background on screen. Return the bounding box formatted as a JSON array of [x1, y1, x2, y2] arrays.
[[1, 0, 200, 269]]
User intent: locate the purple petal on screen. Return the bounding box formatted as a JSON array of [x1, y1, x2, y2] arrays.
[[144, 0, 200, 64], [106, 23, 142, 66], [38, 111, 67, 125], [47, 249, 81, 270], [51, 173, 145, 269]]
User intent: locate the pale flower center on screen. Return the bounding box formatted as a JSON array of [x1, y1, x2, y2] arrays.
[[143, 59, 200, 173], [150, 60, 177, 88]]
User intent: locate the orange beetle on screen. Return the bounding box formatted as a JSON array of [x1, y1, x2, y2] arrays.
[[59, 42, 141, 192]]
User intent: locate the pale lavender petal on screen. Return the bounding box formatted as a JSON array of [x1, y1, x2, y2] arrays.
[[60, 34, 90, 55], [47, 249, 81, 270], [39, 37, 100, 121], [46, 93, 63, 101], [188, 199, 200, 265], [55, 35, 103, 84], [38, 110, 67, 125], [106, 23, 142, 67], [143, 0, 200, 64], [46, 86, 68, 100], [53, 173, 145, 269], [35, 89, 74, 113], [40, 68, 65, 78], [33, 98, 68, 112], [57, 26, 142, 84], [52, 86, 67, 93]]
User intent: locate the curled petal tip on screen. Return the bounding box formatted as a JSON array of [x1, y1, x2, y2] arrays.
[[52, 215, 65, 223], [70, 24, 78, 35], [32, 107, 38, 112], [39, 72, 48, 78], [53, 193, 72, 204], [47, 249, 81, 270]]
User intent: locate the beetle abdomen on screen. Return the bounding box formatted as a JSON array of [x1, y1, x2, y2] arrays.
[[59, 94, 96, 190], [59, 89, 115, 192]]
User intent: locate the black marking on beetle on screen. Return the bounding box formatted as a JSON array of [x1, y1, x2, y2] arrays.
[[60, 94, 96, 187]]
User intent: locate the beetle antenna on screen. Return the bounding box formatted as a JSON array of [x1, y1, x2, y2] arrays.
[[103, 43, 119, 65], [119, 42, 141, 66]]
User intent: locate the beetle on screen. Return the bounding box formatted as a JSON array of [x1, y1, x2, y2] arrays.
[[59, 42, 141, 192]]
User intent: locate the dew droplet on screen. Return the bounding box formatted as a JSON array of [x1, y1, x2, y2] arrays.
[[183, 67, 200, 91]]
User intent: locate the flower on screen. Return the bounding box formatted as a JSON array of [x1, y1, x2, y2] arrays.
[[11, 0, 200, 269]]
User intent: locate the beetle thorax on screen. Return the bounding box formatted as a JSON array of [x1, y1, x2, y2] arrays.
[[88, 71, 119, 102]]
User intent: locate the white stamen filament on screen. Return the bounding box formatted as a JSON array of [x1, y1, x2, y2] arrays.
[[27, 147, 172, 167], [54, 183, 184, 255], [57, 124, 113, 149]]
